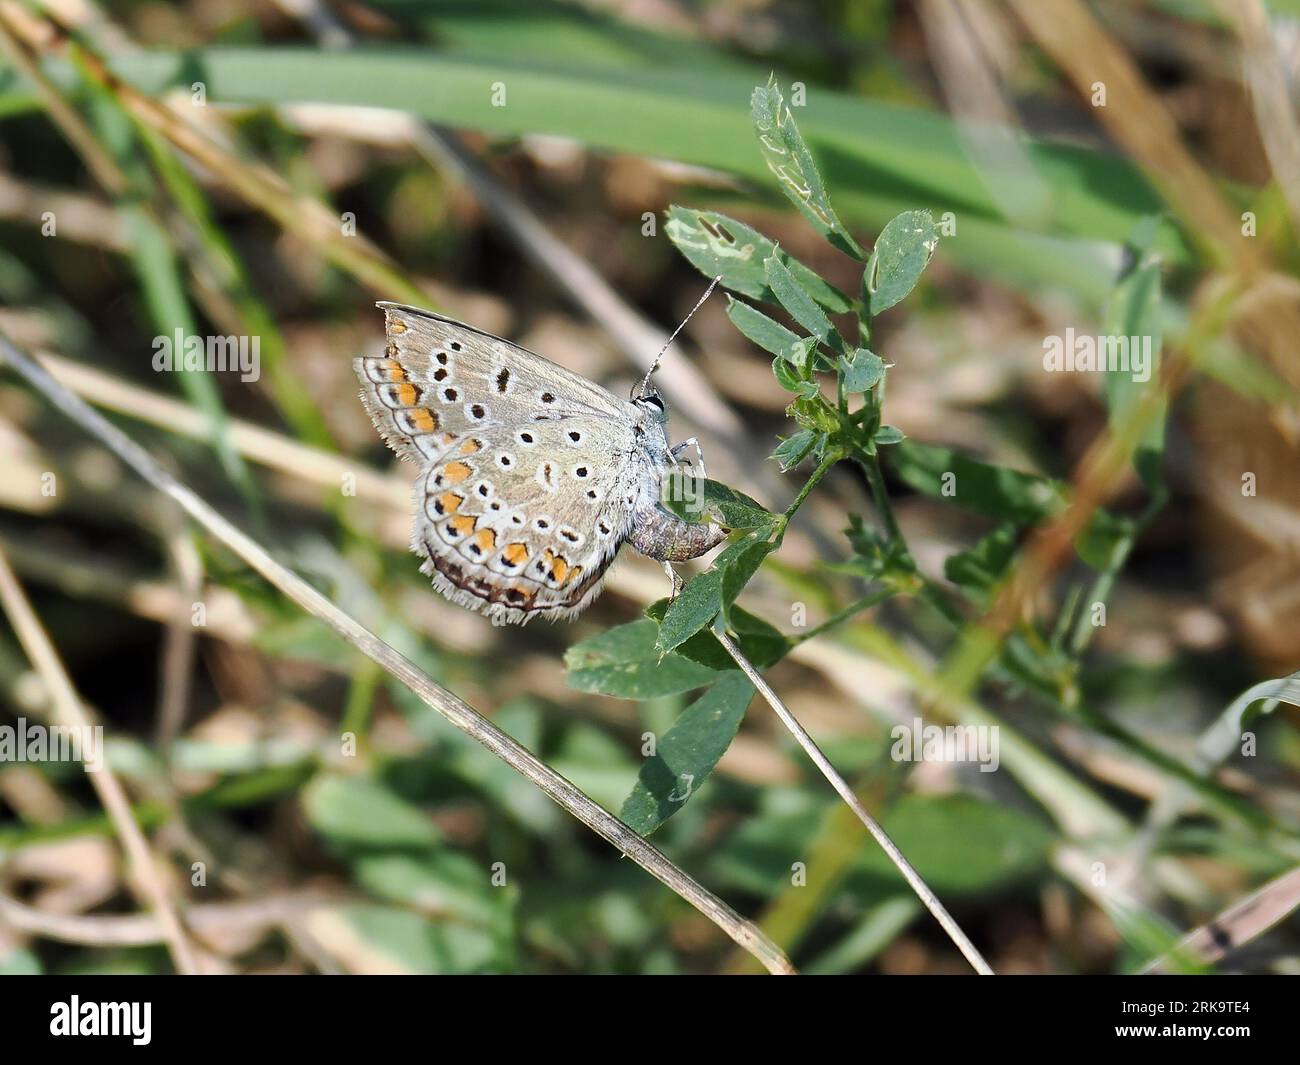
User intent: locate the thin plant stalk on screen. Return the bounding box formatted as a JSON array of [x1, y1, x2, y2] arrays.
[[714, 628, 995, 976]]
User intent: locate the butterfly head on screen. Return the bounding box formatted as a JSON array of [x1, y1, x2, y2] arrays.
[[630, 381, 668, 424]]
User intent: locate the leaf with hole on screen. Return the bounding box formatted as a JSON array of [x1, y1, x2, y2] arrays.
[[839, 348, 886, 392], [865, 210, 939, 316], [666, 206, 850, 311], [751, 80, 865, 259]]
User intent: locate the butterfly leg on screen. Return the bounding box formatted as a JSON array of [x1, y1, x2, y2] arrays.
[[663, 560, 683, 600], [671, 437, 707, 479]]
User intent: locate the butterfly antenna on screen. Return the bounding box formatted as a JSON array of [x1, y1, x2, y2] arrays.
[[636, 274, 721, 397]]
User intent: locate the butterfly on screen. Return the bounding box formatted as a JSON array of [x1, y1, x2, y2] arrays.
[[354, 301, 726, 624]]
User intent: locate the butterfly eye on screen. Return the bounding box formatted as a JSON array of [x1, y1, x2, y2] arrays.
[[639, 392, 665, 414]]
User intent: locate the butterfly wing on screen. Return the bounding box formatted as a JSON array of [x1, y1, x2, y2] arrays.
[[355, 303, 640, 623]]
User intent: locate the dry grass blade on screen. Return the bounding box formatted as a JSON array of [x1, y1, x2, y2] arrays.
[[1142, 865, 1300, 973], [0, 543, 199, 974], [0, 329, 795, 976], [1008, 0, 1246, 269], [0, 889, 346, 948], [4, 7, 427, 308]]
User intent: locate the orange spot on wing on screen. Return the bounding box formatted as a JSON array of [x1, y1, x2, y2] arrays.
[[380, 359, 407, 382], [502, 543, 529, 566], [396, 382, 419, 406], [438, 492, 463, 513], [449, 515, 476, 536], [547, 552, 569, 584], [408, 409, 437, 433], [460, 438, 482, 454], [564, 564, 583, 587], [443, 460, 472, 484], [474, 529, 497, 552], [390, 320, 407, 334]]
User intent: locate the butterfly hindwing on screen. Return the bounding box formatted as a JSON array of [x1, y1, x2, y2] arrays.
[[412, 415, 639, 623]]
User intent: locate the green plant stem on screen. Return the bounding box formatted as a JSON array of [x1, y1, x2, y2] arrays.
[[339, 659, 382, 750], [793, 585, 896, 645], [860, 453, 904, 545], [1066, 490, 1167, 657], [782, 450, 840, 522]]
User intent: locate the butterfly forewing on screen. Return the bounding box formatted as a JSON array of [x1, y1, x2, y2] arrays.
[[355, 302, 640, 624]]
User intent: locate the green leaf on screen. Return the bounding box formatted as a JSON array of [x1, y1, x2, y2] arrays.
[[660, 470, 707, 523], [726, 296, 805, 362], [787, 335, 819, 371], [646, 601, 790, 670], [890, 441, 1067, 525], [354, 850, 509, 929], [772, 356, 820, 398], [656, 568, 724, 653], [873, 425, 906, 446], [566, 619, 721, 698], [944, 524, 1017, 604], [789, 394, 841, 434], [719, 536, 777, 614], [858, 795, 1052, 893], [303, 774, 440, 850], [326, 903, 501, 974], [619, 671, 756, 836], [665, 206, 850, 311], [1103, 249, 1166, 491], [839, 514, 910, 581], [710, 794, 1051, 899], [1000, 634, 1072, 701], [1075, 509, 1136, 571], [751, 79, 865, 258], [771, 429, 821, 471], [840, 348, 885, 392], [661, 475, 774, 529], [865, 209, 939, 316], [705, 481, 776, 529], [764, 255, 843, 351]]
